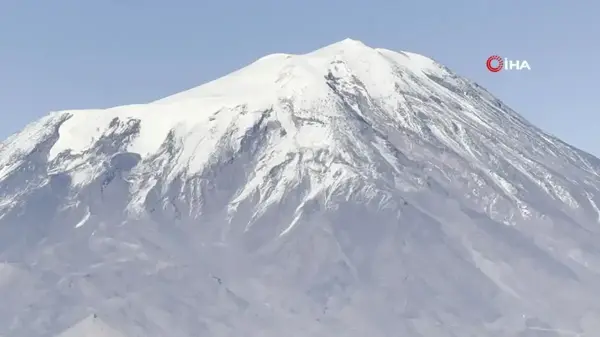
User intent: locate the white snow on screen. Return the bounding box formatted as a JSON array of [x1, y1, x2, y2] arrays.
[[0, 112, 63, 179], [585, 192, 600, 223], [75, 207, 91, 228], [43, 39, 435, 171]]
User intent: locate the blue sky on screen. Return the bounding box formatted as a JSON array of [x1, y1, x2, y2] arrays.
[[1, 0, 598, 156]]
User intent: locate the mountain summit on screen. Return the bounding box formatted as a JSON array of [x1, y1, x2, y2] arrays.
[[1, 39, 600, 336]]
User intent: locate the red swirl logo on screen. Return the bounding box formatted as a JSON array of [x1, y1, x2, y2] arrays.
[[486, 55, 503, 72]]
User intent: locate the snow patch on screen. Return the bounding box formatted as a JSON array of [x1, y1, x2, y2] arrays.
[[75, 207, 91, 228]]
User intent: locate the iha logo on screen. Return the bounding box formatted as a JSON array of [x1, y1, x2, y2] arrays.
[[486, 55, 531, 72]]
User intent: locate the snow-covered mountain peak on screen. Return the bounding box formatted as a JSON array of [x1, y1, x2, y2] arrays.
[[6, 40, 445, 188], [45, 39, 445, 171], [3, 39, 600, 337], [55, 315, 128, 337], [154, 38, 444, 105], [2, 38, 600, 222]]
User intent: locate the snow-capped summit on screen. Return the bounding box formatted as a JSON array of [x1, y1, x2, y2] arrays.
[[2, 39, 600, 337]]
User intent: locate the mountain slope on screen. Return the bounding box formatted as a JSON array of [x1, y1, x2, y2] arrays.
[[1, 38, 600, 336]]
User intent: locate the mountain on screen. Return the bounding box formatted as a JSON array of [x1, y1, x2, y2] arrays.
[[55, 314, 128, 337], [1, 38, 600, 336]]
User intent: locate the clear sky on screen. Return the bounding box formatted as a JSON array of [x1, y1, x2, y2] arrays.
[[1, 0, 598, 156]]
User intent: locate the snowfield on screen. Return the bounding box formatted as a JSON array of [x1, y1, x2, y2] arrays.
[[1, 38, 600, 336]]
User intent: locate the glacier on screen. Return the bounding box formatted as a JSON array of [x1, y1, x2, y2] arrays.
[[1, 38, 600, 336]]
